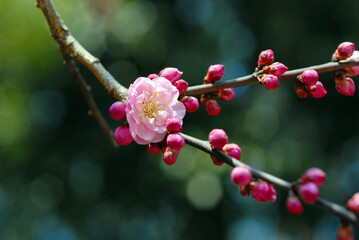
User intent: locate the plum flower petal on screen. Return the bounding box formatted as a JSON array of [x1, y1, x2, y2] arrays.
[[126, 77, 186, 145]]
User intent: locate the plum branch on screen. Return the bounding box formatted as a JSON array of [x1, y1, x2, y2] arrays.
[[186, 60, 359, 96], [181, 133, 359, 228]]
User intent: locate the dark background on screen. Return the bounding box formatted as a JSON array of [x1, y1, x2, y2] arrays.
[[1, 0, 359, 239]]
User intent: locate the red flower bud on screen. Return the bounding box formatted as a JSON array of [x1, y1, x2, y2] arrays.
[[209, 129, 228, 149], [257, 49, 274, 67], [109, 101, 126, 120], [166, 133, 185, 150], [266, 62, 288, 76], [181, 96, 199, 113], [231, 166, 252, 186], [114, 125, 133, 146], [259, 74, 280, 90], [204, 64, 225, 83], [206, 99, 221, 116], [298, 182, 319, 204], [218, 88, 235, 101], [337, 42, 355, 59], [301, 167, 326, 187]]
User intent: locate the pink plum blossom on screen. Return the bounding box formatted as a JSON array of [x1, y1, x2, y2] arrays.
[[223, 143, 241, 160], [126, 77, 186, 145], [259, 74, 280, 90]]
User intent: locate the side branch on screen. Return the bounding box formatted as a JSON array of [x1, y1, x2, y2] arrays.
[[185, 60, 359, 96], [36, 0, 128, 101], [181, 133, 359, 228], [65, 58, 118, 148]]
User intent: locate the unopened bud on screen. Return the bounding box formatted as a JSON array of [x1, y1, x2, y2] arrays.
[[166, 133, 185, 150], [206, 99, 221, 116], [299, 69, 319, 86], [286, 194, 304, 215], [250, 180, 270, 203], [159, 67, 183, 84], [163, 147, 179, 165], [147, 74, 159, 80], [257, 49, 274, 67], [181, 96, 199, 112], [209, 129, 228, 149], [295, 81, 308, 98], [336, 223, 354, 240], [347, 192, 359, 215], [259, 74, 280, 90], [338, 42, 355, 59], [175, 80, 188, 95], [231, 166, 252, 186], [335, 77, 355, 96], [301, 167, 326, 187], [307, 81, 327, 98], [218, 88, 235, 101], [266, 62, 288, 76], [298, 182, 320, 204], [109, 101, 126, 120], [147, 143, 160, 155], [222, 143, 241, 160], [114, 124, 133, 146], [204, 64, 225, 83], [166, 118, 182, 133]]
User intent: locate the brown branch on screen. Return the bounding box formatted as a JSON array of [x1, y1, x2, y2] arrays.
[[64, 57, 118, 148], [181, 133, 359, 228], [36, 0, 128, 102], [185, 60, 359, 96]]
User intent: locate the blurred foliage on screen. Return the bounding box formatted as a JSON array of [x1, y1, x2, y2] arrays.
[[1, 0, 359, 239]]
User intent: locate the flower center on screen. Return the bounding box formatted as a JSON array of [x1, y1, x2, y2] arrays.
[[139, 90, 168, 126]]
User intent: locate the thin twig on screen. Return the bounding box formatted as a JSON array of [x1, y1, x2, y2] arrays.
[[185, 60, 359, 96], [64, 57, 118, 148], [36, 0, 128, 102], [181, 133, 359, 228]]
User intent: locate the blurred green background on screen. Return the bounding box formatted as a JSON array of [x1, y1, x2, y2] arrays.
[[1, 0, 359, 239]]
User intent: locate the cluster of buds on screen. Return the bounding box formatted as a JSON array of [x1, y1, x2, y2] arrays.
[[255, 49, 288, 90], [295, 69, 327, 98], [147, 118, 185, 165], [208, 129, 276, 203], [152, 68, 199, 112], [208, 129, 241, 166], [200, 65, 235, 116], [286, 168, 326, 215], [332, 42, 357, 96]]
